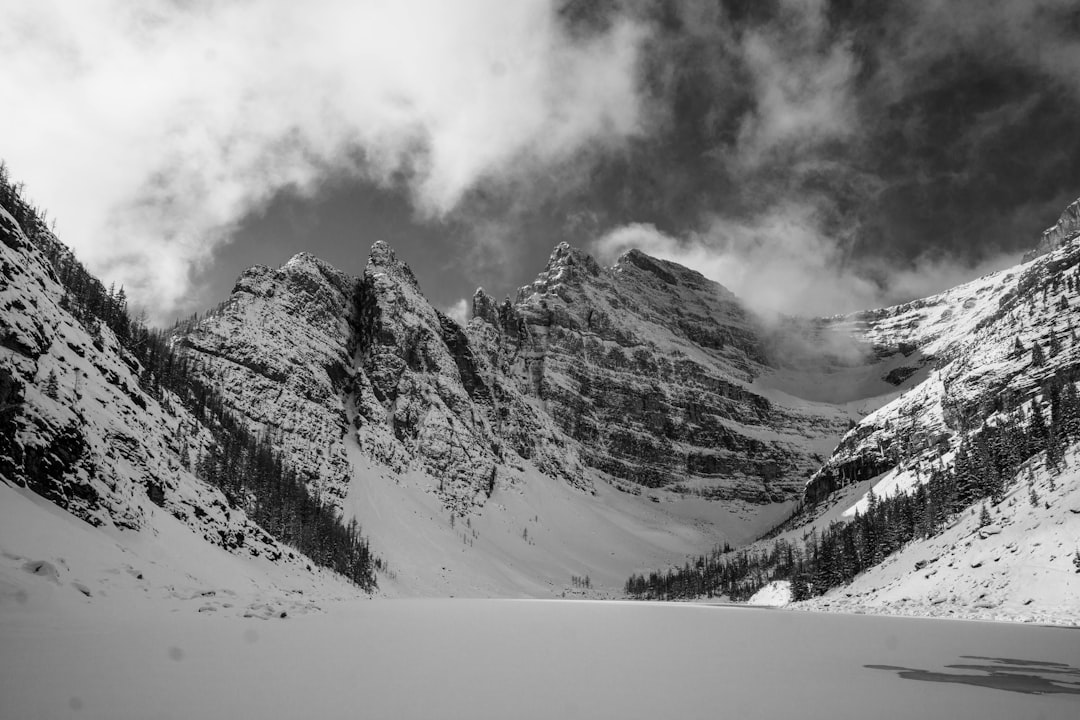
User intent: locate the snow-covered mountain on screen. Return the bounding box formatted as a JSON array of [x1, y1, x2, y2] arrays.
[[1, 203, 358, 612], [173, 233, 879, 594], [182, 240, 855, 515], [4, 160, 1076, 613], [626, 195, 1080, 623], [789, 199, 1080, 621]]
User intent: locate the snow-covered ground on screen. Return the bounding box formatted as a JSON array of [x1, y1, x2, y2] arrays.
[[799, 450, 1080, 625], [6, 460, 1077, 719], [3, 594, 1077, 719], [343, 442, 793, 598], [747, 579, 791, 607]]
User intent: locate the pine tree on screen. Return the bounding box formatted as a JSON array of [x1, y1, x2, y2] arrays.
[[1027, 466, 1040, 506], [978, 504, 991, 527], [1062, 382, 1080, 438], [1031, 341, 1046, 367], [1049, 332, 1062, 357], [1029, 402, 1049, 447], [43, 369, 59, 400]]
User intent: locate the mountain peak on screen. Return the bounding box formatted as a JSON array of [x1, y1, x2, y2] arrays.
[[366, 240, 420, 289], [516, 242, 600, 301], [545, 242, 600, 276], [283, 251, 320, 268], [472, 287, 499, 325]]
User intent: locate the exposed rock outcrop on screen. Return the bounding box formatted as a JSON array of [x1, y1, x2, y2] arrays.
[[1022, 197, 1080, 262]]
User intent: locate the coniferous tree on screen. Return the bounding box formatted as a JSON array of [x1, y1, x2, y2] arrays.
[[43, 370, 59, 400], [1031, 341, 1046, 367], [1049, 332, 1062, 357]]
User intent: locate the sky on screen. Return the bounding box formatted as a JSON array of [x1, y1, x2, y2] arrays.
[[1, 0, 1078, 325]]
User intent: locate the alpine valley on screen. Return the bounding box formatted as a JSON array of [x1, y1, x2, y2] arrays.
[[1, 169, 1078, 626]]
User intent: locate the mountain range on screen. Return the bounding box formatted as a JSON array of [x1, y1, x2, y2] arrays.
[[1, 172, 1077, 620]]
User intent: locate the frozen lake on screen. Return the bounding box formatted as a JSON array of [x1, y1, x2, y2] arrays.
[[1, 599, 1077, 719]]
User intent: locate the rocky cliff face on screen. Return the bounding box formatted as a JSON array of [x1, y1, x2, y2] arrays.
[[183, 241, 584, 516], [179, 252, 357, 506], [180, 239, 854, 516], [472, 243, 849, 501], [1022, 197, 1080, 262], [352, 241, 581, 508]]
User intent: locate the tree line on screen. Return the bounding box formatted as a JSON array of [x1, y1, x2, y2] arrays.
[[1, 162, 379, 590]]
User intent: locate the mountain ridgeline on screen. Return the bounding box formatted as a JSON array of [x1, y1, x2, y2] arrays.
[[3, 159, 1077, 609], [177, 237, 858, 523]]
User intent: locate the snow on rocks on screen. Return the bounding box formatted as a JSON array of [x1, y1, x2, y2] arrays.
[[747, 580, 791, 607], [0, 206, 335, 586]]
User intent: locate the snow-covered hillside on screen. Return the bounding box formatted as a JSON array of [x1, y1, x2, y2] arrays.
[[784, 198, 1080, 621], [0, 206, 320, 572], [802, 448, 1080, 624], [625, 196, 1080, 624]]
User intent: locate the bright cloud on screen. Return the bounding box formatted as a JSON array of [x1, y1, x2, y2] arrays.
[[442, 298, 470, 327], [591, 206, 1020, 318], [0, 0, 647, 319]]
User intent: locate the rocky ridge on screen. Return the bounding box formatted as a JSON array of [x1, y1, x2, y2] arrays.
[[181, 239, 859, 518]]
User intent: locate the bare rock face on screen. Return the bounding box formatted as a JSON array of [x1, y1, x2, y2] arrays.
[[1022, 197, 1080, 262], [353, 241, 502, 508]]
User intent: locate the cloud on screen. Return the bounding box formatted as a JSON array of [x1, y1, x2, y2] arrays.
[[897, 0, 1080, 100], [733, 0, 859, 168], [442, 298, 471, 327], [579, 0, 1065, 322], [0, 0, 648, 320], [591, 205, 1021, 318]]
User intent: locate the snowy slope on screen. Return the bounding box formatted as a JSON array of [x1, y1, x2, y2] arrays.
[[0, 206, 338, 594], [834, 246, 1073, 488], [801, 449, 1080, 624], [781, 196, 1080, 622]]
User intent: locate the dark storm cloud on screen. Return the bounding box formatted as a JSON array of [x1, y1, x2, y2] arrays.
[[464, 0, 1080, 314]]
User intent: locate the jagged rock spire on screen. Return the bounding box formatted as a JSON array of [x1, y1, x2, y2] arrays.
[[366, 240, 421, 290]]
